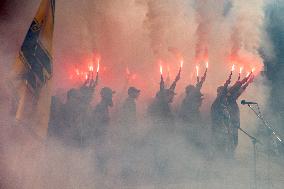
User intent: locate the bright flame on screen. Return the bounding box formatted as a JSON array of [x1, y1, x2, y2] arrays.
[[96, 59, 100, 73], [231, 64, 235, 72], [206, 62, 209, 69], [89, 65, 94, 72], [246, 72, 250, 77], [160, 64, 163, 75], [252, 67, 255, 73], [180, 60, 184, 68], [85, 73, 88, 80], [196, 65, 199, 77], [239, 66, 243, 74]]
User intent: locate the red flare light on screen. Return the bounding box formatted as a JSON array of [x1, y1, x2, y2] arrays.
[[246, 72, 250, 77], [85, 73, 88, 80], [206, 62, 209, 69], [89, 65, 94, 72], [252, 67, 255, 73], [239, 66, 243, 74], [96, 59, 100, 73], [231, 64, 235, 72], [160, 64, 163, 75], [180, 60, 184, 68], [196, 65, 199, 77]]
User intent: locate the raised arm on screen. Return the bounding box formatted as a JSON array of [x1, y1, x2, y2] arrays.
[[240, 72, 252, 85], [90, 72, 99, 89], [169, 69, 181, 91], [83, 75, 90, 87], [196, 69, 207, 91], [236, 75, 254, 99], [160, 75, 165, 91], [224, 71, 233, 89]]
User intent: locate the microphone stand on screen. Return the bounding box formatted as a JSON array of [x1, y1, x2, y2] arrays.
[[238, 127, 261, 189], [244, 103, 284, 189], [247, 104, 283, 145]]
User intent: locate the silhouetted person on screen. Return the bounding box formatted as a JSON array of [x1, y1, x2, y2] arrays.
[[120, 87, 140, 127], [146, 70, 180, 179], [148, 69, 180, 129], [180, 85, 196, 121], [226, 73, 254, 152], [91, 87, 115, 175], [178, 69, 207, 146], [48, 95, 64, 140], [211, 73, 233, 155], [178, 85, 204, 146], [80, 71, 99, 106], [179, 68, 207, 123], [79, 76, 98, 146], [92, 87, 115, 142], [62, 88, 83, 146], [148, 89, 176, 126]]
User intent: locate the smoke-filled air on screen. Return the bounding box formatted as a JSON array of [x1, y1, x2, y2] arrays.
[[0, 0, 284, 188]]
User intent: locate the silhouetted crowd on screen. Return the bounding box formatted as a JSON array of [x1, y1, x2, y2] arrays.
[[48, 68, 254, 160]]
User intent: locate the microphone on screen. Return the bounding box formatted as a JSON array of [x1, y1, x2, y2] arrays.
[[241, 100, 258, 105]]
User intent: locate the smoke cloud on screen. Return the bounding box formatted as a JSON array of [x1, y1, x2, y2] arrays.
[[0, 0, 283, 189]]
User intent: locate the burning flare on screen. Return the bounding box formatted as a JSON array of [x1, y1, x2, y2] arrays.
[[96, 58, 100, 73], [231, 64, 235, 72], [206, 62, 209, 69], [196, 65, 199, 77], [238, 66, 243, 81], [160, 64, 163, 75], [89, 65, 94, 72], [239, 66, 243, 74], [180, 60, 184, 69], [246, 72, 250, 78]]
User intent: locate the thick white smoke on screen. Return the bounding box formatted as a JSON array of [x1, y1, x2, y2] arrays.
[[0, 0, 283, 189]]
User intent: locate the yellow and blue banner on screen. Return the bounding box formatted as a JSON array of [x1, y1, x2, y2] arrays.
[[12, 0, 55, 139], [20, 0, 55, 89]]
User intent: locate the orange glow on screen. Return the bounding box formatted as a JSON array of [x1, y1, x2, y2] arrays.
[[131, 74, 137, 80], [206, 62, 209, 69], [160, 64, 163, 75], [96, 58, 100, 73], [196, 65, 199, 77], [227, 53, 263, 77]]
